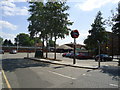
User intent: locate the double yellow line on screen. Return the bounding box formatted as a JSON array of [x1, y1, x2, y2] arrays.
[[1, 69, 12, 90]]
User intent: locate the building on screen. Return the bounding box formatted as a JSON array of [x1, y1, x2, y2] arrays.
[[101, 31, 119, 55], [65, 43, 86, 49]]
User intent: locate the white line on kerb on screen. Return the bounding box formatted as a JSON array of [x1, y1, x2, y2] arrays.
[[109, 84, 118, 87], [48, 71, 76, 80]]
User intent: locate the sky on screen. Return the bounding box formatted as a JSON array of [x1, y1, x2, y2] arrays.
[[0, 0, 119, 45]]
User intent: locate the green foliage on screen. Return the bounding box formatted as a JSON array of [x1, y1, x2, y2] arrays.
[[28, 2, 45, 38], [0, 37, 3, 45], [49, 40, 55, 47], [112, 2, 120, 53], [15, 33, 35, 46], [3, 39, 13, 46], [45, 2, 73, 39], [28, 1, 73, 59], [28, 2, 73, 42], [34, 37, 42, 43], [112, 2, 120, 35], [84, 11, 107, 54]]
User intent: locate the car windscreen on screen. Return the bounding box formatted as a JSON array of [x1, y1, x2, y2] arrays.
[[103, 55, 109, 57]]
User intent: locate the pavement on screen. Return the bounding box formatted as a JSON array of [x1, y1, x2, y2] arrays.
[[24, 57, 120, 70]]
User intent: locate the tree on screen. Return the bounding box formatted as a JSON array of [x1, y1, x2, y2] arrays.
[[15, 33, 34, 46], [48, 40, 55, 47], [8, 40, 13, 46], [112, 2, 120, 54], [46, 2, 73, 59], [0, 37, 3, 46], [3, 39, 13, 46], [84, 11, 107, 55], [3, 39, 8, 46], [28, 2, 46, 49], [28, 2, 50, 58], [111, 2, 120, 66], [28, 1, 73, 59]]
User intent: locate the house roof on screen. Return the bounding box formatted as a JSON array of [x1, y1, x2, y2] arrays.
[[56, 45, 73, 49]]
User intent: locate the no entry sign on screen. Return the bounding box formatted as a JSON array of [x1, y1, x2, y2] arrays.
[[71, 30, 79, 64], [71, 30, 79, 38]]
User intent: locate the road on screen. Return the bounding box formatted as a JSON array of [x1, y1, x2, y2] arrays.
[[1, 53, 120, 88]]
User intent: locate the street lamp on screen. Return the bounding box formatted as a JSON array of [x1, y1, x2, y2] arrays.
[[17, 37, 19, 51], [97, 40, 101, 68]]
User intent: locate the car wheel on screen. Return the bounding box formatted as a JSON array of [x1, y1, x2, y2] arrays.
[[101, 58, 105, 62], [95, 58, 98, 61], [109, 58, 112, 61]]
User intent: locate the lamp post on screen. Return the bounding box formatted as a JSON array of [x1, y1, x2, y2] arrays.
[[97, 40, 101, 68], [17, 37, 19, 51]]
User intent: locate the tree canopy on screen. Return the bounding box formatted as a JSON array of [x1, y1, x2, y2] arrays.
[[3, 39, 13, 46], [28, 1, 73, 59], [15, 33, 35, 46], [0, 37, 3, 46], [84, 11, 107, 55], [112, 2, 120, 53]]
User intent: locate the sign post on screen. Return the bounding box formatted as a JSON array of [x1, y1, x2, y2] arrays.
[[71, 30, 79, 64], [73, 38, 76, 64]]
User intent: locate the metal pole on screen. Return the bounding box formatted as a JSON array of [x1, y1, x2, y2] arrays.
[[98, 42, 100, 68], [35, 33, 37, 52], [73, 38, 76, 64], [17, 42, 18, 51], [27, 52, 29, 58], [17, 37, 19, 51], [112, 33, 114, 59]]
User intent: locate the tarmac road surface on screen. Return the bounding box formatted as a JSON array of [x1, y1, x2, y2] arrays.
[[1, 53, 120, 88]]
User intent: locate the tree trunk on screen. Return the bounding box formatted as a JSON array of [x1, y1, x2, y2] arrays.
[[118, 35, 120, 54], [46, 35, 48, 58], [111, 33, 113, 59], [118, 35, 120, 66], [42, 37, 44, 58], [54, 36, 57, 60]]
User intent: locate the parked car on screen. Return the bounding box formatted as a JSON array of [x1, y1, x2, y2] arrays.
[[9, 50, 17, 54], [76, 53, 93, 59], [66, 53, 73, 57], [62, 52, 73, 57], [0, 50, 4, 54], [69, 53, 79, 58], [95, 54, 112, 62], [62, 53, 67, 57]]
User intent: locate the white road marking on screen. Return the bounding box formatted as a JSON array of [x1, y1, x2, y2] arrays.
[[48, 71, 76, 80], [82, 74, 86, 75], [109, 84, 118, 87]]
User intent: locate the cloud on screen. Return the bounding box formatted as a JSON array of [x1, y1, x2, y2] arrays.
[[5, 0, 27, 2], [0, 20, 17, 30], [0, 31, 16, 43], [75, 0, 120, 11], [0, 1, 29, 16]]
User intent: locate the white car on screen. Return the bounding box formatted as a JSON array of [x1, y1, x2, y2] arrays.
[[0, 50, 4, 54], [9, 50, 17, 54]]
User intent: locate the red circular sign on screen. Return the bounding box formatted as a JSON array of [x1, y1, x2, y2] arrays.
[[71, 30, 79, 38]]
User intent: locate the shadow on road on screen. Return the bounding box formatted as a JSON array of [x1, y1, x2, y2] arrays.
[[100, 66, 120, 81], [2, 58, 50, 72]]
